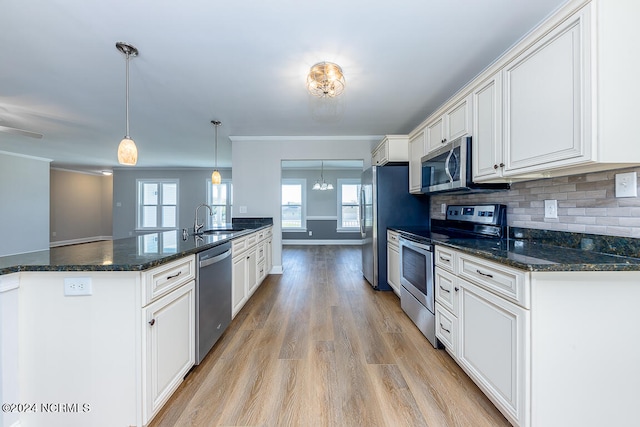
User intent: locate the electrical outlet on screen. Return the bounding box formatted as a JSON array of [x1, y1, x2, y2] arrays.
[[441, 203, 447, 214], [544, 199, 558, 219], [64, 277, 93, 296], [309, 231, 313, 236], [239, 206, 248, 214]]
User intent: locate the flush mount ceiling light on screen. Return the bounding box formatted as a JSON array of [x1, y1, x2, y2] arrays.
[[211, 120, 222, 185], [116, 42, 139, 166], [312, 161, 334, 191], [306, 62, 345, 98]]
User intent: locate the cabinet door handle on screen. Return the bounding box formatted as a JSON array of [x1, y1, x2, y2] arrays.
[[149, 319, 156, 326], [166, 271, 182, 280], [439, 285, 450, 293], [499, 163, 505, 168], [476, 269, 494, 278], [440, 323, 450, 334], [454, 287, 459, 292], [493, 164, 499, 170]]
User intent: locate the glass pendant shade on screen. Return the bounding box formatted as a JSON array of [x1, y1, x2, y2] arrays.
[[117, 137, 137, 165], [211, 169, 222, 185]]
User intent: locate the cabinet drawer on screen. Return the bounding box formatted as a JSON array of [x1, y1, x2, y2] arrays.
[[458, 253, 529, 308], [387, 230, 400, 248], [257, 229, 265, 241], [256, 241, 266, 262], [435, 303, 458, 357], [435, 246, 455, 271], [265, 226, 273, 238], [246, 232, 258, 247], [144, 255, 195, 306], [435, 268, 459, 315], [232, 236, 248, 255]]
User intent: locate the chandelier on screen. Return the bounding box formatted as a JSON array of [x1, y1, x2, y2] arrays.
[[312, 161, 334, 191], [115, 42, 139, 166], [306, 62, 345, 98]]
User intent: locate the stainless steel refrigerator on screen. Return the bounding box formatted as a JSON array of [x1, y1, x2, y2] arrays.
[[360, 164, 430, 290]]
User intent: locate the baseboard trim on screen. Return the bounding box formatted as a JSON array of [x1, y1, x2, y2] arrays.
[[269, 265, 284, 274], [283, 239, 363, 246]]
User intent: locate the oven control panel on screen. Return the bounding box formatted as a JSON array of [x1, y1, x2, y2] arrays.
[[446, 204, 506, 225]]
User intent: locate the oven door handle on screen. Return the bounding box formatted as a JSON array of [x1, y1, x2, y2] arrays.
[[399, 237, 433, 253]]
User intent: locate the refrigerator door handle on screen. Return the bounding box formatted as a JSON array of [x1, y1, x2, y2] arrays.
[[359, 187, 366, 237]]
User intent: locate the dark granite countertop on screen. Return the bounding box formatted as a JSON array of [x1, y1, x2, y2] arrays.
[[0, 220, 273, 276], [391, 227, 640, 272]]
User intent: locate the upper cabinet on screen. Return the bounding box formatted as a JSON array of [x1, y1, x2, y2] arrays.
[[408, 130, 425, 193], [501, 4, 591, 177], [411, 0, 640, 185], [372, 135, 409, 166], [425, 95, 472, 154], [472, 72, 503, 181]]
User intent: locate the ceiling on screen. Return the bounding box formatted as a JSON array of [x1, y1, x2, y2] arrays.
[[0, 0, 567, 174]]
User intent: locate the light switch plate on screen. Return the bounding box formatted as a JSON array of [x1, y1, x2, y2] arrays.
[[615, 172, 637, 198], [544, 199, 558, 219]]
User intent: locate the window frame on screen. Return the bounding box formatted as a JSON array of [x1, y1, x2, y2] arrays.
[[136, 179, 179, 231], [337, 178, 361, 232], [206, 179, 233, 228], [281, 178, 307, 231]]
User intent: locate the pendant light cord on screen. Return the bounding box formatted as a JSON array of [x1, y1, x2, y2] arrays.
[[125, 51, 130, 138], [214, 123, 218, 168]]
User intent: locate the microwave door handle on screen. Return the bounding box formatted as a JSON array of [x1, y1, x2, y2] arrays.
[[444, 149, 454, 183]]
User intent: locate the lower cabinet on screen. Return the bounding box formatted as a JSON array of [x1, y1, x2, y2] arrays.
[[458, 279, 528, 427], [386, 230, 400, 296], [232, 227, 272, 317], [142, 280, 195, 423]]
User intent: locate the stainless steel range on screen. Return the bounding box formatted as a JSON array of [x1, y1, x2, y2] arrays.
[[398, 204, 507, 348]]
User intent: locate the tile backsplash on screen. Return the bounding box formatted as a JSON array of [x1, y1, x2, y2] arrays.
[[430, 166, 640, 238]]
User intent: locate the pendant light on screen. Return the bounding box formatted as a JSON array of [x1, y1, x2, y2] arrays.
[[116, 42, 139, 165], [211, 120, 222, 184]]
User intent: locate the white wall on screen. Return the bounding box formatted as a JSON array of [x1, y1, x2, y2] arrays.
[[0, 151, 51, 256], [231, 136, 377, 271]]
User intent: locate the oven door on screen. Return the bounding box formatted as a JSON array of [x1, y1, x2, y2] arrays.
[[399, 237, 434, 314]]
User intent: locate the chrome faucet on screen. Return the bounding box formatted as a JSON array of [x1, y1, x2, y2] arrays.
[[194, 203, 213, 234]]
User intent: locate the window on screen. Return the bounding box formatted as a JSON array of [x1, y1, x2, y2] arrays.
[[137, 180, 178, 230], [337, 179, 361, 231], [206, 180, 233, 227], [282, 179, 306, 230]]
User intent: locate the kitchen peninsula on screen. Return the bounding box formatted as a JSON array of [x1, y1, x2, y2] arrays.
[[0, 219, 272, 427]]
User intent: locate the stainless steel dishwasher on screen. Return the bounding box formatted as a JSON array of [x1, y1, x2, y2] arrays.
[[195, 241, 232, 364]]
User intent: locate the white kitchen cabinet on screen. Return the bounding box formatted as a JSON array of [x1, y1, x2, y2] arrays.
[[472, 72, 504, 181], [408, 130, 425, 193], [231, 227, 272, 317], [372, 135, 409, 166], [143, 280, 195, 423], [502, 5, 591, 176], [458, 279, 529, 427], [232, 252, 248, 315], [17, 255, 197, 427], [386, 230, 400, 296], [434, 244, 640, 427], [425, 95, 471, 154]]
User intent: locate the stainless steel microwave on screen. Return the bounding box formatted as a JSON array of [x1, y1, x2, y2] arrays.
[[420, 136, 509, 194]]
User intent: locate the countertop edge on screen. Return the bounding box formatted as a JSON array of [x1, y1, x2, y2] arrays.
[[0, 224, 272, 276]]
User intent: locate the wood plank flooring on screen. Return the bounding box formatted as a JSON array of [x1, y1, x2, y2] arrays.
[[149, 245, 510, 427]]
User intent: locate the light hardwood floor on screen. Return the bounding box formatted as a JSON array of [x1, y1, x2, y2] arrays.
[[150, 245, 510, 427]]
